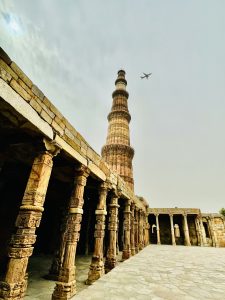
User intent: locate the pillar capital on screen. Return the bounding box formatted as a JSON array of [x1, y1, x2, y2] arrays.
[[43, 137, 61, 156]]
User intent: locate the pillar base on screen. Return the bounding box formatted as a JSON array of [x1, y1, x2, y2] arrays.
[[52, 267, 76, 300], [135, 247, 139, 253], [131, 248, 136, 255], [0, 276, 27, 300], [52, 281, 76, 300], [122, 249, 131, 260], [105, 257, 116, 273], [86, 261, 104, 285]]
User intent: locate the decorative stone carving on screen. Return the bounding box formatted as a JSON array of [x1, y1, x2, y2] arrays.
[[130, 202, 136, 255], [52, 165, 90, 300], [105, 191, 120, 272], [87, 183, 109, 284], [0, 149, 56, 300], [122, 199, 131, 259]]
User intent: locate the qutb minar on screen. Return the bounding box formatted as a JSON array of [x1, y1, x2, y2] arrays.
[[101, 70, 135, 191]]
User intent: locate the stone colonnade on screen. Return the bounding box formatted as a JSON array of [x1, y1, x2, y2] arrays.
[[149, 213, 207, 247], [0, 140, 148, 300]]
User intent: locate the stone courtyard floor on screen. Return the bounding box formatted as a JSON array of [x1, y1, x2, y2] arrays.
[[73, 245, 225, 300]]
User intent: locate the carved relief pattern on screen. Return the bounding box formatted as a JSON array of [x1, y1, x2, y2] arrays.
[[105, 195, 119, 271], [87, 184, 108, 284], [122, 200, 131, 259], [0, 151, 54, 300], [52, 166, 90, 300]]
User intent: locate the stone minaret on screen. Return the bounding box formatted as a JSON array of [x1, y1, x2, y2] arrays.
[[101, 70, 134, 191]]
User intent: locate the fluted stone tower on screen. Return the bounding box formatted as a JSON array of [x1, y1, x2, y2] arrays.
[[101, 70, 134, 191]]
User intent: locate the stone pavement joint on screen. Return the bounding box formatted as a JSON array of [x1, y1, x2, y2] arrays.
[[73, 245, 225, 300]]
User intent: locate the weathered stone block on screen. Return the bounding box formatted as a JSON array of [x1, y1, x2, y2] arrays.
[[18, 79, 34, 96], [42, 104, 55, 119], [10, 62, 33, 88], [40, 109, 53, 124], [43, 96, 51, 108], [0, 59, 18, 80], [64, 127, 75, 140], [30, 98, 42, 113], [0, 47, 12, 64], [0, 67, 12, 82], [52, 120, 64, 136], [31, 84, 45, 100], [10, 79, 31, 102], [72, 135, 82, 146], [49, 103, 64, 119]]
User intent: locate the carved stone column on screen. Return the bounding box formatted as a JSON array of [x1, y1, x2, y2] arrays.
[[195, 216, 203, 246], [183, 214, 191, 246], [105, 191, 120, 272], [130, 202, 136, 255], [86, 183, 108, 284], [198, 216, 207, 246], [142, 212, 145, 247], [0, 142, 59, 300], [155, 214, 161, 245], [138, 210, 144, 250], [52, 166, 90, 300], [122, 199, 131, 259], [145, 216, 150, 246], [134, 207, 139, 253], [169, 214, 176, 246]]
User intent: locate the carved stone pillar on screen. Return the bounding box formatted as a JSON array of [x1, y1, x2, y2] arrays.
[[183, 214, 191, 246], [138, 210, 144, 250], [169, 214, 176, 246], [86, 183, 108, 284], [105, 190, 119, 272], [134, 207, 139, 253], [155, 214, 161, 245], [198, 217, 207, 246], [52, 166, 90, 300], [195, 216, 203, 246], [122, 199, 131, 259], [145, 216, 150, 246], [142, 212, 145, 247], [130, 202, 136, 255], [0, 143, 58, 300]]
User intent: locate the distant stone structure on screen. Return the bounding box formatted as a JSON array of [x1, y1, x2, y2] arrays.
[[148, 208, 225, 247]]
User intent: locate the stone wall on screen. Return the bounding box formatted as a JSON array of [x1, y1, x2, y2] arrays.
[[202, 214, 225, 247]]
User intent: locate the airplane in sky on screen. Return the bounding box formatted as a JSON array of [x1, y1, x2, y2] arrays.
[[140, 72, 152, 79]]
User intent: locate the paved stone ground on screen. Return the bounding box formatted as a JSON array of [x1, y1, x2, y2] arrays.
[[25, 255, 92, 300], [73, 245, 225, 300]]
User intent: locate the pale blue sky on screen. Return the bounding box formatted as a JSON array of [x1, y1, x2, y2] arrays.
[[0, 0, 224, 212]]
